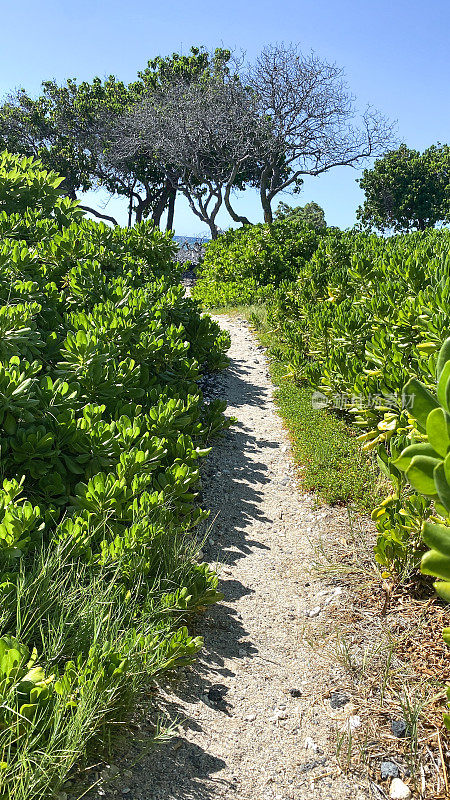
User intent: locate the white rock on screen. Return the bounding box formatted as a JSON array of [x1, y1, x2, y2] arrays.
[[389, 778, 412, 799], [304, 736, 318, 751], [348, 714, 361, 732], [245, 713, 256, 722], [272, 710, 288, 721]]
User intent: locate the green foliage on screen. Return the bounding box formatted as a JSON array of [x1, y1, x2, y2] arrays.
[[192, 218, 327, 307], [0, 47, 234, 226], [274, 200, 327, 229], [388, 338, 450, 728], [267, 357, 378, 509], [0, 153, 230, 798], [357, 143, 450, 232]]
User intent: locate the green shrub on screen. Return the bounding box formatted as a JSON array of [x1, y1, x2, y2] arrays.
[[192, 219, 328, 307], [0, 152, 230, 799]]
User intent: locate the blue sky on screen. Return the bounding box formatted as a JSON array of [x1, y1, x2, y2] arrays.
[[1, 0, 449, 234]]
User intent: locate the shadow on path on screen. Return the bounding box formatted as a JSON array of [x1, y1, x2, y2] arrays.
[[75, 326, 280, 800]]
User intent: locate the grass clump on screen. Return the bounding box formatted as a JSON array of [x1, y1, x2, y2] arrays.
[[269, 360, 379, 509]]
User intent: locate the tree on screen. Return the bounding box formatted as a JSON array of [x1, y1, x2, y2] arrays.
[[104, 47, 229, 228], [0, 47, 225, 228], [247, 43, 394, 223], [0, 77, 130, 225], [357, 143, 450, 232], [275, 200, 326, 228], [116, 62, 258, 238]]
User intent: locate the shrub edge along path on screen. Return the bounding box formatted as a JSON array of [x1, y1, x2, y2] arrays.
[[80, 313, 369, 800]]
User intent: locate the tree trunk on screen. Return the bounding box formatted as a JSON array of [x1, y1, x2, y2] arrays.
[[260, 166, 273, 224], [151, 182, 172, 228], [263, 204, 273, 224], [224, 178, 251, 227], [166, 188, 176, 231], [208, 220, 219, 239], [127, 192, 133, 228]]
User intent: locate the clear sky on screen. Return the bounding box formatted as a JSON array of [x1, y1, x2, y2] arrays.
[[1, 0, 449, 234]]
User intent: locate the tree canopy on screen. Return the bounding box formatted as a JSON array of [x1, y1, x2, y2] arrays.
[[0, 43, 394, 231], [275, 200, 326, 228], [246, 43, 393, 223], [357, 143, 450, 232]]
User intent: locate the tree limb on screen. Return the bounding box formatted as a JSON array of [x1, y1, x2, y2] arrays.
[[77, 204, 118, 225]]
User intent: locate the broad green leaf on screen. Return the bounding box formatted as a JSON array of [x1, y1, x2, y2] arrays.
[[437, 360, 450, 412], [435, 582, 450, 604], [421, 549, 450, 581], [436, 338, 450, 380], [393, 442, 440, 472], [422, 521, 450, 556], [403, 377, 439, 431], [426, 407, 450, 456], [406, 455, 440, 495], [434, 462, 450, 511]]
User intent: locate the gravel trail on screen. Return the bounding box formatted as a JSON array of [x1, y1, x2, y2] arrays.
[[82, 314, 367, 800]]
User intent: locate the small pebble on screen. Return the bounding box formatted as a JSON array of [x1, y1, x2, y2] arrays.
[[329, 691, 350, 709], [207, 686, 225, 703], [245, 713, 256, 722], [273, 710, 288, 721], [121, 789, 131, 796], [381, 760, 399, 780], [304, 737, 318, 752], [391, 719, 407, 738], [289, 688, 303, 698], [389, 777, 411, 799]]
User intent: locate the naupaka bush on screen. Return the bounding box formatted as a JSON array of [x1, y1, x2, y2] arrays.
[[0, 153, 231, 800]]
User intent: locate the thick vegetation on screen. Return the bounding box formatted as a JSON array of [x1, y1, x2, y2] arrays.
[[357, 143, 450, 232], [0, 152, 230, 799], [192, 220, 327, 307]]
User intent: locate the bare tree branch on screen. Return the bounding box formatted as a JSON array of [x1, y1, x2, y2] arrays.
[[247, 43, 395, 222], [77, 204, 118, 225]]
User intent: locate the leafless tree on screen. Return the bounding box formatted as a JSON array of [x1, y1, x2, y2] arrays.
[[114, 75, 260, 238], [247, 43, 395, 223]]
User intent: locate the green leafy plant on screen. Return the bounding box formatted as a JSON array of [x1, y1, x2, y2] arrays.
[[0, 152, 231, 798]]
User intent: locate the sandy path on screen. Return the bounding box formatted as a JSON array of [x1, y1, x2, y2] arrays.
[[80, 314, 367, 800]]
